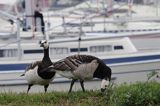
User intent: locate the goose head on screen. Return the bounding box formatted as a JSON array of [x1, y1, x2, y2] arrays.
[[101, 79, 110, 92], [39, 40, 49, 49]]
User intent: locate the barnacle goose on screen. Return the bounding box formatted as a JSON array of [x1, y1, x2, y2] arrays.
[[21, 40, 56, 93], [52, 54, 112, 92]]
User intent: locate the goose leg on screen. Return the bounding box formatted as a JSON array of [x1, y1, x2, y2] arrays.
[[44, 84, 49, 93], [80, 80, 85, 92], [27, 84, 33, 93], [69, 79, 77, 93]]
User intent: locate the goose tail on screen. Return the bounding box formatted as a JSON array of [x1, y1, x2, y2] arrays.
[[20, 73, 25, 76]]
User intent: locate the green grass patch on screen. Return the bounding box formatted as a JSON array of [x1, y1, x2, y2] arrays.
[[0, 82, 159, 106], [0, 91, 103, 106], [106, 81, 160, 106]]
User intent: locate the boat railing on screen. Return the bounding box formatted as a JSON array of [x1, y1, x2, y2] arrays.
[[45, 12, 160, 38], [42, 0, 160, 38]]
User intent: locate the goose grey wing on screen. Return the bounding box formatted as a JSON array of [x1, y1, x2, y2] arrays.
[[53, 57, 83, 71], [67, 54, 99, 63], [24, 61, 41, 73], [21, 61, 41, 76], [26, 61, 41, 70], [53, 59, 74, 71], [53, 55, 98, 72]]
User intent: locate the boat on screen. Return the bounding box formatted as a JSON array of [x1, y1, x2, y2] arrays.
[[0, 0, 160, 92], [41, 0, 160, 51], [0, 35, 160, 87]]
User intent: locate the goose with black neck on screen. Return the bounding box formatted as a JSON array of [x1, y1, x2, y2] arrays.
[[21, 40, 56, 93], [52, 54, 112, 93]]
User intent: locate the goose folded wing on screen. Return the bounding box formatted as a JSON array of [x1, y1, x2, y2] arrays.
[[25, 61, 42, 71], [52, 55, 99, 72], [69, 54, 99, 63], [52, 57, 83, 71], [21, 61, 42, 76]]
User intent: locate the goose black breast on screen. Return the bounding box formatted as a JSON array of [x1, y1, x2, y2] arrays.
[[37, 62, 55, 79], [93, 60, 112, 79]]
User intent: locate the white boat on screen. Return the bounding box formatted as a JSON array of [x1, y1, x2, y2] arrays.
[[0, 1, 160, 92], [0, 36, 160, 86]]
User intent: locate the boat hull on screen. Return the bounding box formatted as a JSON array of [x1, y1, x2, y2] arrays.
[[0, 59, 159, 93], [0, 58, 159, 85]]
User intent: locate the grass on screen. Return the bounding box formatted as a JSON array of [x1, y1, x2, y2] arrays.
[[0, 82, 159, 106], [107, 81, 160, 106], [0, 90, 104, 106]]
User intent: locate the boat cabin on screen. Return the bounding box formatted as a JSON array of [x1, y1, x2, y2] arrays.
[[0, 37, 137, 61]]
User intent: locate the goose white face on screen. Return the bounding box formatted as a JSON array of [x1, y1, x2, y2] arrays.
[[39, 40, 49, 49], [101, 79, 109, 92]]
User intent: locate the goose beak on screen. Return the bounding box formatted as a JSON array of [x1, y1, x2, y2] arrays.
[[20, 73, 25, 76], [39, 41, 43, 47], [40, 43, 44, 47], [101, 88, 106, 92]]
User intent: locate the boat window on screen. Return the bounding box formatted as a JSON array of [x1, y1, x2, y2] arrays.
[[0, 49, 18, 57], [0, 50, 3, 57], [90, 45, 112, 52], [114, 45, 124, 50], [24, 49, 43, 54], [50, 48, 68, 54], [70, 48, 88, 52], [104, 45, 112, 51]]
